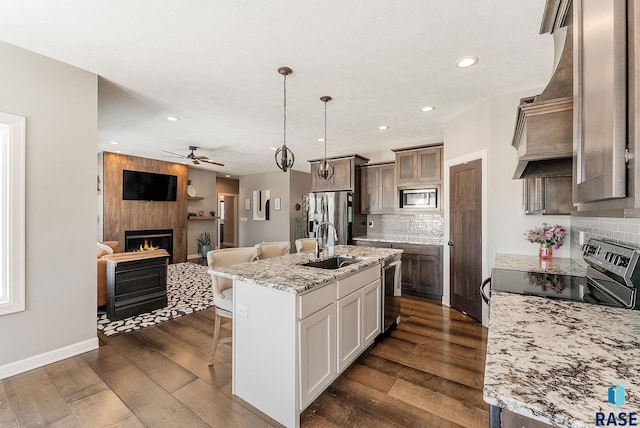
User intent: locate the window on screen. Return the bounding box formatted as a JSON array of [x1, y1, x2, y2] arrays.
[[0, 112, 25, 315]]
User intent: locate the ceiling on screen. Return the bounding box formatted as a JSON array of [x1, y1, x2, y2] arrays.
[[0, 1, 553, 176]]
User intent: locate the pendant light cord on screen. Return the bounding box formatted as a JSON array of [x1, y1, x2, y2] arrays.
[[283, 73, 287, 148], [323, 100, 328, 159]]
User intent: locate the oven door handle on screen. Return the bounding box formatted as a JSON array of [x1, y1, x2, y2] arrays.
[[480, 277, 491, 305]]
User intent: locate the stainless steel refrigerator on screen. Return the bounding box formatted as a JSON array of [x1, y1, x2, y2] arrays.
[[305, 192, 366, 246]]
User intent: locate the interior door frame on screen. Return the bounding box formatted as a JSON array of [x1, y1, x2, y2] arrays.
[[442, 149, 488, 325], [217, 192, 239, 249]]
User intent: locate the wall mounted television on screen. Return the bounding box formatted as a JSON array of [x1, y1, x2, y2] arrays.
[[122, 170, 177, 201]]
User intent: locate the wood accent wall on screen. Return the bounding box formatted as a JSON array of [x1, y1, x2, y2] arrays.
[[102, 152, 188, 263]]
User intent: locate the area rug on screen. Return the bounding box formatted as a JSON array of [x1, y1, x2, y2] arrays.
[[97, 262, 212, 337]]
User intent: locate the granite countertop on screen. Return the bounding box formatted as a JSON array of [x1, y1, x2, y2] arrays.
[[494, 253, 588, 277], [353, 235, 444, 246], [209, 244, 402, 294], [484, 292, 640, 427]]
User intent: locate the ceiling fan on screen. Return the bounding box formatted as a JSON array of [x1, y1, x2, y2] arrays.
[[162, 146, 224, 166]]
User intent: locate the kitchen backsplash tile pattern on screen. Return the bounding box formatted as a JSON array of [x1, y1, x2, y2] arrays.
[[570, 216, 640, 263], [366, 214, 444, 242]]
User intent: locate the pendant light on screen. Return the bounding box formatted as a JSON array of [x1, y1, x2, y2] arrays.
[[317, 95, 334, 181], [275, 66, 295, 172]]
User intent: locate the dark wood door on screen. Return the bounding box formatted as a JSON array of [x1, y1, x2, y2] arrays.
[[449, 159, 482, 321]]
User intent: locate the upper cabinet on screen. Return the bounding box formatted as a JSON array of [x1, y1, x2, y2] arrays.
[[573, 0, 627, 203], [572, 0, 640, 216], [523, 176, 573, 215], [360, 162, 396, 214], [309, 155, 369, 193], [393, 145, 442, 185]]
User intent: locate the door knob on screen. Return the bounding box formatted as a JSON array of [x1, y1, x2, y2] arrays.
[[447, 241, 454, 247]]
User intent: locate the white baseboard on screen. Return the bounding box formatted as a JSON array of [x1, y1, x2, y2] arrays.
[[187, 253, 203, 260], [0, 337, 99, 380]]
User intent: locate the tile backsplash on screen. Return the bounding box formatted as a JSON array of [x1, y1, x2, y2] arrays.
[[365, 213, 444, 241], [570, 216, 640, 262]]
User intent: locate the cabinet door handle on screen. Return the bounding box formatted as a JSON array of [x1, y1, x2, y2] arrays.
[[447, 241, 454, 247]]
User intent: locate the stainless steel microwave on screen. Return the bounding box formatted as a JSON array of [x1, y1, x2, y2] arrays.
[[399, 187, 438, 209]]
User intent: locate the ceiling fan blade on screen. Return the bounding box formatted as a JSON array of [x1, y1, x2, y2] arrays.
[[194, 155, 209, 160], [161, 150, 186, 158], [201, 159, 225, 167]]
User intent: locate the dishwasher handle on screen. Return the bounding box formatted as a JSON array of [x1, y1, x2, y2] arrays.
[[480, 277, 491, 305]]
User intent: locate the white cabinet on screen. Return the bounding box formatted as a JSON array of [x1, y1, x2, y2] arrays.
[[337, 289, 362, 373], [298, 303, 335, 409], [232, 263, 385, 428], [336, 276, 381, 373], [362, 280, 381, 344]]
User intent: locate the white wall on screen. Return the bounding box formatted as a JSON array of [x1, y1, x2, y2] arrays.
[[0, 41, 98, 377], [485, 92, 571, 262], [186, 167, 217, 258], [239, 171, 291, 246]]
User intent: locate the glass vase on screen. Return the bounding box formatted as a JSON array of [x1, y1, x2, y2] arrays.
[[539, 244, 553, 260]]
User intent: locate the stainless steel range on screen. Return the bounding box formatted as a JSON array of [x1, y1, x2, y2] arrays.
[[485, 238, 640, 310]]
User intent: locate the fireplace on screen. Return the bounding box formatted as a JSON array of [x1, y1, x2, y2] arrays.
[[125, 229, 173, 263]]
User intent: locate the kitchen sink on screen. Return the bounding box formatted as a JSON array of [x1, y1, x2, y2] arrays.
[[301, 256, 362, 270]]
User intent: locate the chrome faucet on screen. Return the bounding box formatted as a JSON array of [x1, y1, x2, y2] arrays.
[[315, 221, 339, 258]]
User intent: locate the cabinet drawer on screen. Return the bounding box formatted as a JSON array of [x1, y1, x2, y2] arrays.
[[392, 243, 441, 256], [298, 282, 335, 320], [337, 265, 379, 299]]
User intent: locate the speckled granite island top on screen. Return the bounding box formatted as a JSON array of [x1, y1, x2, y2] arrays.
[[494, 253, 588, 277], [209, 244, 402, 294], [484, 292, 640, 427]]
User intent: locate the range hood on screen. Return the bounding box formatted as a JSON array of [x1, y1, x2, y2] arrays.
[[512, 4, 573, 179]]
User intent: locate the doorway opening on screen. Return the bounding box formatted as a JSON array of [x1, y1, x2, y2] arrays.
[[218, 193, 238, 249]]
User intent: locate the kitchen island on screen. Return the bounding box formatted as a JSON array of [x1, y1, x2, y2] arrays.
[[485, 254, 640, 427], [210, 244, 402, 428]]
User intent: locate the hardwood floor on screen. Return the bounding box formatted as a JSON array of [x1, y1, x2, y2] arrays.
[[0, 297, 488, 427]]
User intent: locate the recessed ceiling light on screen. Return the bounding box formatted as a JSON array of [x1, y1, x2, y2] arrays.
[[114, 150, 122, 153], [420, 106, 436, 112], [166, 116, 179, 122], [110, 141, 120, 145], [225, 174, 231, 178], [455, 56, 479, 68], [318, 138, 325, 142], [378, 125, 389, 130], [270, 147, 278, 151]]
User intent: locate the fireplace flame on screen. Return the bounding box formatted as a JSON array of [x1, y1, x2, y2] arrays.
[[137, 239, 160, 251]]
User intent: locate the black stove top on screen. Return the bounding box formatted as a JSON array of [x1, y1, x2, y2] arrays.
[[490, 238, 640, 310], [491, 268, 628, 308]]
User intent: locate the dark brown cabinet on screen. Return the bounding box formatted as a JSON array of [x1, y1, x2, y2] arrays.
[[393, 145, 442, 185], [572, 0, 640, 216], [574, 0, 627, 204], [355, 240, 442, 300], [354, 240, 392, 249], [523, 176, 572, 215], [360, 162, 396, 214], [393, 243, 442, 300], [309, 155, 369, 192], [106, 251, 169, 320]]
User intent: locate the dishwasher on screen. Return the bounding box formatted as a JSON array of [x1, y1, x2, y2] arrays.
[[382, 254, 402, 332]]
